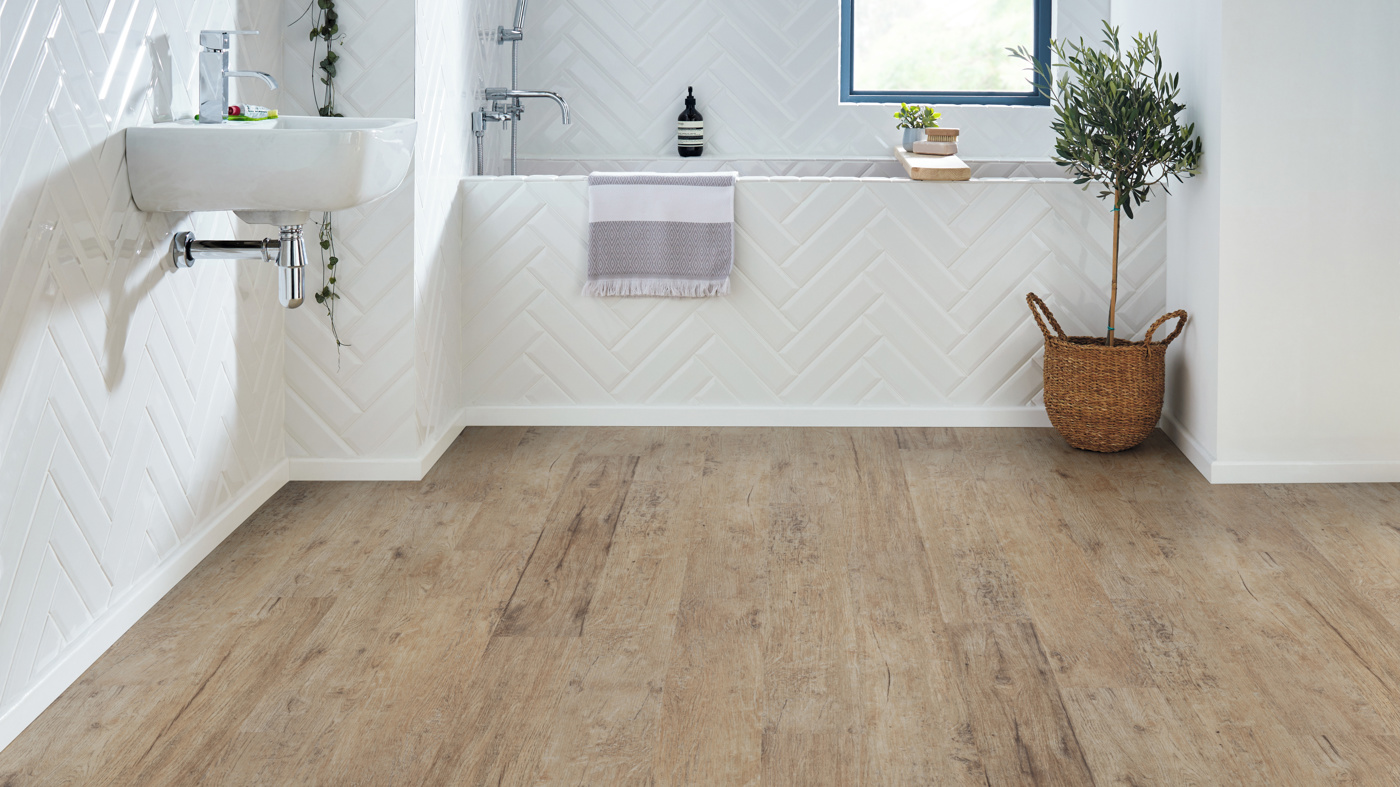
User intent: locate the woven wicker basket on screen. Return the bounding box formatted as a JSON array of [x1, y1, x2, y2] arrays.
[[1027, 293, 1187, 453]]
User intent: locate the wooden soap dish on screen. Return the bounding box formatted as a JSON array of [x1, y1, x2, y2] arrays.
[[894, 146, 971, 181]]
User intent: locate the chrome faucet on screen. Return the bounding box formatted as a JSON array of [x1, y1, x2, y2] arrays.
[[484, 88, 571, 125], [198, 30, 278, 124]]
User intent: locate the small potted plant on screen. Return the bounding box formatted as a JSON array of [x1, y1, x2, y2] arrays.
[[894, 103, 941, 151], [1011, 23, 1203, 452]]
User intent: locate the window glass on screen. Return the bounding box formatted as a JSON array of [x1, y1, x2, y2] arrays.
[[845, 0, 1044, 101]]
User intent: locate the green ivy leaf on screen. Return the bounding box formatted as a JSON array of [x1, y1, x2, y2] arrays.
[[320, 240, 331, 250]]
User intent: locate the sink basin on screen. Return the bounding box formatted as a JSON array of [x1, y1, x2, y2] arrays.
[[127, 116, 416, 225]]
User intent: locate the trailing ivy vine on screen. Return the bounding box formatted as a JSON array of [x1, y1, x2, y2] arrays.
[[294, 0, 348, 354]]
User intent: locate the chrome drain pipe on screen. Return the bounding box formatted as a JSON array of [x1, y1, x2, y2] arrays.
[[276, 226, 306, 308], [170, 225, 307, 308]]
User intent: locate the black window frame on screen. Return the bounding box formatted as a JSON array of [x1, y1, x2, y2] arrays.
[[839, 0, 1052, 105]]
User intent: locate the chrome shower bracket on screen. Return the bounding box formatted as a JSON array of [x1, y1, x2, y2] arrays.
[[170, 225, 307, 308]]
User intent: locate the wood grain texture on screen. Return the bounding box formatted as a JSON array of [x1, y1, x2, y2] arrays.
[[4, 427, 1400, 785], [495, 454, 640, 637], [893, 146, 972, 181]]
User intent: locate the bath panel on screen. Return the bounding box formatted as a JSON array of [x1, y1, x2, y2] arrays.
[[460, 176, 1166, 420]]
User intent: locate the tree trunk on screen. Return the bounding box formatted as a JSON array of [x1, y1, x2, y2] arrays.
[[1107, 190, 1121, 346]]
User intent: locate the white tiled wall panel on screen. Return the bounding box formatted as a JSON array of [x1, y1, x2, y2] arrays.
[[509, 0, 1110, 163], [0, 0, 285, 736], [280, 0, 419, 460], [460, 177, 1164, 412], [415, 0, 470, 442]]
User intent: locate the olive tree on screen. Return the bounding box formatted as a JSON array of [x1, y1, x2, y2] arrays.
[[1012, 23, 1203, 345]]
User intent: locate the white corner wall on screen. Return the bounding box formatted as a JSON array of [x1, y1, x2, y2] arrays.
[[1117, 0, 1400, 482], [1110, 0, 1222, 475], [415, 0, 472, 459], [281, 0, 426, 478], [0, 0, 288, 749], [1213, 0, 1400, 482]]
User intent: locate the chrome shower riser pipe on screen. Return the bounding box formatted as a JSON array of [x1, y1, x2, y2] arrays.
[[171, 225, 307, 308], [510, 36, 519, 175], [488, 1, 568, 176]]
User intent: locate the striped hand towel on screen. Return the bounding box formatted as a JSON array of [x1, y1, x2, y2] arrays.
[[585, 172, 737, 297]]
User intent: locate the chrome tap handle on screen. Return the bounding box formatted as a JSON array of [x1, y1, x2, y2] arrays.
[[200, 30, 259, 51]]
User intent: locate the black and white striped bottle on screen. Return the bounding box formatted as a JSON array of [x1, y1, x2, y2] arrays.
[[678, 86, 703, 157]]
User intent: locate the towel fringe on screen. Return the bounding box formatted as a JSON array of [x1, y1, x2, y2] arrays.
[[583, 278, 730, 298]]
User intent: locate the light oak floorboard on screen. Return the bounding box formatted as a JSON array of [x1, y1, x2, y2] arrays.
[[4, 427, 1400, 785]]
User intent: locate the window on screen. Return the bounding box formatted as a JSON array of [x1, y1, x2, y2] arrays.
[[840, 0, 1051, 105]]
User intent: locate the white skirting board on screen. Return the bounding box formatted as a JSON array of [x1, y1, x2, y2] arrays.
[[0, 460, 291, 752], [1162, 415, 1400, 484], [289, 416, 466, 481], [1209, 460, 1400, 484], [460, 406, 1053, 428], [1161, 415, 1216, 483]]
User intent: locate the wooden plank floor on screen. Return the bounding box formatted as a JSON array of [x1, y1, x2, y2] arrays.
[[4, 427, 1400, 785]]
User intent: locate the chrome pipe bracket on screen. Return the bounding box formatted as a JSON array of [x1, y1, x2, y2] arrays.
[[170, 230, 278, 268], [168, 227, 307, 309]]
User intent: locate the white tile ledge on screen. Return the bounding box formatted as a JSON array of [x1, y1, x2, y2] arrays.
[[460, 174, 1081, 184]]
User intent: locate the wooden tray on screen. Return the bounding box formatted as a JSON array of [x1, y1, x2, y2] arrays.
[[894, 146, 971, 181]]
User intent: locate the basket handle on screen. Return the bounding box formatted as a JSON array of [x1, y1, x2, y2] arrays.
[[1026, 293, 1068, 341], [1144, 310, 1188, 346]]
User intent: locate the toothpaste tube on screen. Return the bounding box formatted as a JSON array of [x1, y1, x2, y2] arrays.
[[228, 104, 275, 119]]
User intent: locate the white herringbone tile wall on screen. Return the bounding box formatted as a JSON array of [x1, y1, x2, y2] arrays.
[[460, 177, 1164, 415], [512, 0, 1110, 162], [0, 0, 286, 743], [281, 0, 421, 463], [415, 0, 470, 444]]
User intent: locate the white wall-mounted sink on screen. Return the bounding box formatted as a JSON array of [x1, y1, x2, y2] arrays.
[[127, 116, 416, 225]]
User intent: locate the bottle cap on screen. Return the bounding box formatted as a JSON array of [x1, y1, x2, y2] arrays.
[[685, 87, 695, 107]]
